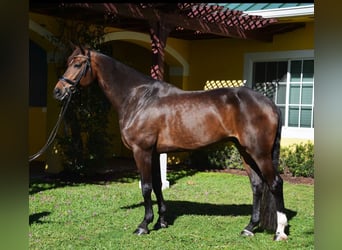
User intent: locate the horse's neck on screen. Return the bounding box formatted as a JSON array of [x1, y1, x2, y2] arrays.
[[94, 53, 152, 114]]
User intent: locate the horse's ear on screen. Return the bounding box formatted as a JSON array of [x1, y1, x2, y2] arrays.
[[69, 41, 77, 50], [79, 44, 86, 55]]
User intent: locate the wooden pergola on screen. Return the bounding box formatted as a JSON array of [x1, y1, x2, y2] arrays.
[[30, 3, 304, 81]]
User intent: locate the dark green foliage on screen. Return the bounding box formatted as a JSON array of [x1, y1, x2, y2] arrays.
[[207, 143, 244, 170], [189, 142, 314, 178], [189, 143, 244, 170], [188, 149, 211, 169], [281, 142, 314, 178], [57, 83, 113, 174]]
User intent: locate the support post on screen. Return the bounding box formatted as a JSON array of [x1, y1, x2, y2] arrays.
[[149, 18, 171, 81], [160, 153, 170, 190], [150, 18, 172, 189], [139, 18, 172, 189]]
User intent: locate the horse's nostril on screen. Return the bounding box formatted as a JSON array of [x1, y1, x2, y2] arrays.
[[53, 88, 63, 99], [53, 88, 59, 95]]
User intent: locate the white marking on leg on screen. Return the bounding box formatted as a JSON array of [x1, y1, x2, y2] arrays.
[[275, 211, 288, 241]]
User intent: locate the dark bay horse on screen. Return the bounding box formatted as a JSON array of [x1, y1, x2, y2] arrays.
[[53, 46, 288, 241]]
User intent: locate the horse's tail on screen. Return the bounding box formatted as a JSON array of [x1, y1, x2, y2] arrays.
[[272, 107, 282, 173], [260, 107, 283, 232]]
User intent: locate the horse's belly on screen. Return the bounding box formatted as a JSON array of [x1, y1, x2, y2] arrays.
[[157, 115, 232, 151]]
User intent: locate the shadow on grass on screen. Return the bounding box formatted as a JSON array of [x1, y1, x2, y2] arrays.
[[29, 211, 51, 225], [121, 200, 297, 228], [167, 166, 198, 186], [29, 164, 198, 195], [29, 171, 140, 195]]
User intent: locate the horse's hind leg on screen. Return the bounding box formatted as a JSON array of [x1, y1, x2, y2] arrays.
[[239, 148, 288, 240], [151, 151, 168, 230], [263, 170, 288, 241], [255, 157, 288, 241], [241, 161, 263, 237]]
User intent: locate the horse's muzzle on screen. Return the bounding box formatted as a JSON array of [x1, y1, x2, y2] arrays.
[[53, 87, 68, 101]]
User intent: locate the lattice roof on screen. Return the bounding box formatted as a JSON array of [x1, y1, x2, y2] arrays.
[[30, 3, 306, 42]]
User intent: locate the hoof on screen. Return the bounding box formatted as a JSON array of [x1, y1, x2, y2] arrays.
[[154, 221, 168, 230], [274, 232, 288, 241], [133, 227, 149, 235], [241, 229, 254, 237]]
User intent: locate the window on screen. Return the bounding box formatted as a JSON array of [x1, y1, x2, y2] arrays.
[[244, 50, 314, 139], [252, 59, 314, 128], [288, 59, 314, 128]]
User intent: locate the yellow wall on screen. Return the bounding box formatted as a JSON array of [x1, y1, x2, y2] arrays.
[[281, 138, 314, 147], [187, 22, 314, 90], [28, 108, 47, 161], [29, 12, 63, 172], [166, 37, 191, 66]]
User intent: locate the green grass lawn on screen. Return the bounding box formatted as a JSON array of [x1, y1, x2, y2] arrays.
[[29, 170, 314, 249]]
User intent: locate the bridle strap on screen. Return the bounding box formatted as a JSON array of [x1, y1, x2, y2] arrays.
[[29, 93, 72, 162], [59, 50, 91, 90], [59, 76, 78, 86]]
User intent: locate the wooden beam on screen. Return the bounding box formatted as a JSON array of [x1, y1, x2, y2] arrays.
[[65, 3, 275, 42], [149, 18, 172, 80]]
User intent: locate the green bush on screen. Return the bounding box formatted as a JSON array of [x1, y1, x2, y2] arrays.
[[56, 83, 113, 174], [189, 149, 211, 169], [207, 144, 244, 170], [281, 142, 314, 178], [188, 143, 243, 170], [189, 141, 314, 178]]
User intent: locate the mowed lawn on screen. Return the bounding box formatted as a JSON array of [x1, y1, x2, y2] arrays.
[[29, 170, 314, 249]]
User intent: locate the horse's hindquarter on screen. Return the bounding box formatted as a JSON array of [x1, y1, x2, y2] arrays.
[[233, 87, 279, 153], [156, 87, 279, 153]]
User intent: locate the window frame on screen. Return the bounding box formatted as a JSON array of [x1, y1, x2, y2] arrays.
[[243, 50, 314, 140]]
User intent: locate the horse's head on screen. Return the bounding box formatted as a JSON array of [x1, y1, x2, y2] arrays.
[[53, 46, 95, 101]]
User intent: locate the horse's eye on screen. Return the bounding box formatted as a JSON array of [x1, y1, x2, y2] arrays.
[[74, 63, 82, 68]]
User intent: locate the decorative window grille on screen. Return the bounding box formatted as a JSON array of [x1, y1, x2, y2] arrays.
[[252, 59, 314, 128]]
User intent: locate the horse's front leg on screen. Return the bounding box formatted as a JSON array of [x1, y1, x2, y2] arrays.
[[133, 148, 154, 235], [151, 151, 168, 230]]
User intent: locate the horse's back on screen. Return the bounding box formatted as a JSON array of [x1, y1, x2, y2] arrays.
[[121, 84, 279, 153]]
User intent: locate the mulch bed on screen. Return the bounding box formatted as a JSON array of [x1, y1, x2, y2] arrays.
[[212, 168, 314, 185], [30, 159, 314, 185]]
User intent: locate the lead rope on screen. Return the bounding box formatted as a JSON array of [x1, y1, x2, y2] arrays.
[[29, 93, 72, 162]]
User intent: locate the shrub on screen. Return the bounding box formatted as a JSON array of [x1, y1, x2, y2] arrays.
[[189, 149, 211, 169], [207, 144, 244, 170], [188, 143, 243, 170], [281, 142, 314, 178], [56, 83, 113, 174], [189, 141, 314, 178]]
